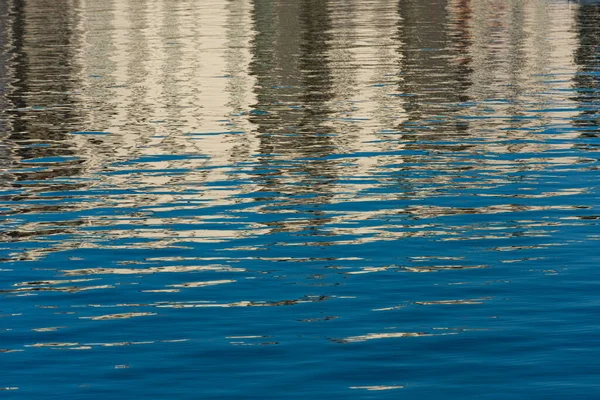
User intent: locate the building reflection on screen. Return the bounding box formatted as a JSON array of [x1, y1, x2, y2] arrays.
[[396, 0, 580, 152], [0, 0, 88, 248], [0, 0, 13, 186], [0, 0, 265, 259], [0, 0, 592, 260], [2, 0, 84, 178], [249, 0, 338, 237], [573, 1, 600, 133], [68, 0, 265, 249], [397, 0, 469, 125]]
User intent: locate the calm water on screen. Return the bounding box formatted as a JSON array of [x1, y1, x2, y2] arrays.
[[1, 0, 600, 398]]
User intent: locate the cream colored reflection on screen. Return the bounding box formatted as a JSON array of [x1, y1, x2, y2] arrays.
[[2, 0, 590, 260], [326, 0, 407, 188], [69, 0, 260, 247], [465, 0, 580, 147], [77, 0, 257, 153], [0, 0, 260, 260], [337, 331, 457, 343], [463, 0, 581, 174], [327, 0, 584, 242], [245, 0, 410, 236]]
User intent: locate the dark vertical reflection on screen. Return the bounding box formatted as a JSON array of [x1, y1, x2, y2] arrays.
[[6, 0, 83, 140], [448, 0, 473, 95], [395, 0, 475, 159], [398, 0, 452, 120], [0, 0, 86, 245], [397, 0, 472, 137], [446, 0, 473, 136], [249, 0, 337, 236], [573, 1, 600, 133], [0, 0, 13, 183]]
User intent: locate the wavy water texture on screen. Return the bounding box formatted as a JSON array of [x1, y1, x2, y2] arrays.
[[1, 0, 600, 399]]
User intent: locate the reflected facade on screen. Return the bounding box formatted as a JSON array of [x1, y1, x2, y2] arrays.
[[1, 2, 600, 399]]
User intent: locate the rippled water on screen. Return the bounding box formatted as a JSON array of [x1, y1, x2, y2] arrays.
[[1, 0, 600, 398]]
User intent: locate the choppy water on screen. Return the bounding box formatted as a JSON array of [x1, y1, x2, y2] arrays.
[[1, 0, 600, 398]]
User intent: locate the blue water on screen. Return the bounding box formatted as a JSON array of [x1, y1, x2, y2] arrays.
[[1, 0, 600, 398]]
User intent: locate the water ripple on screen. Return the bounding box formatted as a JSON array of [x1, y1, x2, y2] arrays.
[[1, 0, 599, 398]]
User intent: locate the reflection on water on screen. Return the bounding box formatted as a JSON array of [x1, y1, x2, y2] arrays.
[[1, 0, 600, 398]]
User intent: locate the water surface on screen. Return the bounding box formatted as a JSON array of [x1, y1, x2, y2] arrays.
[[1, 0, 600, 398]]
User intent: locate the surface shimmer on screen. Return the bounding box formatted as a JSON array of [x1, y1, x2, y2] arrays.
[[1, 0, 600, 399]]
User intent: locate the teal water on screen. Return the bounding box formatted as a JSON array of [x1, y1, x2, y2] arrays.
[[1, 0, 600, 398]]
